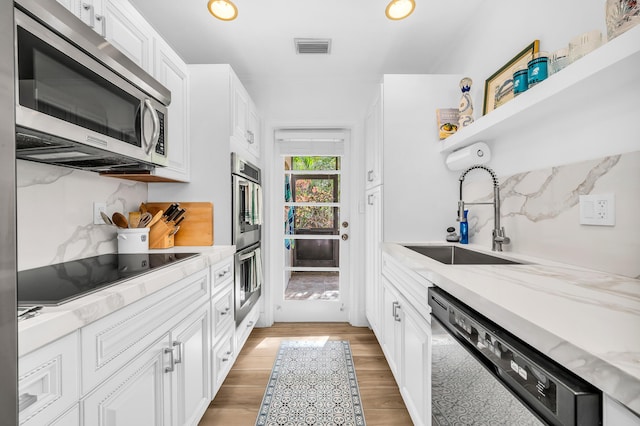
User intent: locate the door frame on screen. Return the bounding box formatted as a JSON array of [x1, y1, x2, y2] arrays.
[[266, 128, 353, 323]]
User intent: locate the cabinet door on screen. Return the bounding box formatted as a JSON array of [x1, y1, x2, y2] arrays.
[[231, 77, 249, 148], [100, 0, 153, 72], [365, 186, 383, 334], [604, 395, 640, 425], [364, 86, 383, 189], [381, 278, 401, 379], [247, 101, 260, 158], [400, 304, 431, 426], [171, 303, 210, 426], [153, 38, 190, 181], [83, 335, 172, 426], [50, 404, 79, 426], [212, 324, 235, 398], [78, 0, 102, 31]]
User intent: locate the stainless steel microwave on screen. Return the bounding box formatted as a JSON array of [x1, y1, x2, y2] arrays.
[[14, 0, 170, 172]]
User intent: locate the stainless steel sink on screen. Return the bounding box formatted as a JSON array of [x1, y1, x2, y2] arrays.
[[403, 245, 523, 265]]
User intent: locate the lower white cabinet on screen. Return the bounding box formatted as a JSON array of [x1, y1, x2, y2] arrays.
[[50, 404, 80, 426], [19, 332, 80, 426], [212, 323, 235, 398], [236, 302, 260, 353], [83, 302, 210, 426], [379, 255, 432, 426]]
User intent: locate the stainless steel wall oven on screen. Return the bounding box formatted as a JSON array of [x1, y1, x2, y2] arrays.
[[232, 153, 262, 325]]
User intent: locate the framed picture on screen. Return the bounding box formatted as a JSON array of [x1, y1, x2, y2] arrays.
[[483, 40, 539, 115]]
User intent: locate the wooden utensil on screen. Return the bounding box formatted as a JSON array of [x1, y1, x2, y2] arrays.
[[112, 212, 129, 229], [146, 210, 164, 228], [128, 211, 141, 228]]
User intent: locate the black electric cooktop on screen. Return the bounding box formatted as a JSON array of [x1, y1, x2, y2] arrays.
[[18, 252, 199, 306]]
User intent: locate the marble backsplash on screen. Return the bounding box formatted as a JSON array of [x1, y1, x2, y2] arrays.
[[462, 151, 640, 279], [17, 160, 147, 271]]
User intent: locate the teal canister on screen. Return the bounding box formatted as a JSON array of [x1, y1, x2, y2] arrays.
[[527, 52, 549, 87], [513, 66, 529, 96]]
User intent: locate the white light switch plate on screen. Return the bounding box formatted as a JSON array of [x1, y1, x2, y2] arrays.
[[579, 194, 615, 226]]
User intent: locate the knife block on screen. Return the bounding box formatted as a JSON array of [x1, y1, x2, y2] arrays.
[[149, 220, 175, 249]]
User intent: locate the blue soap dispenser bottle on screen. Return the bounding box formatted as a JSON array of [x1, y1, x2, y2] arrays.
[[460, 210, 469, 244]]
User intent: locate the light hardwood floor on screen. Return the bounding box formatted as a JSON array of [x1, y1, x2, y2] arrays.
[[199, 322, 413, 425]]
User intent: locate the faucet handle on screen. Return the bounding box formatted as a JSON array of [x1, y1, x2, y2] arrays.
[[495, 227, 511, 245]]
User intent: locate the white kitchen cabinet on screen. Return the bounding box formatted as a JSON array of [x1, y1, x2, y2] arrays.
[[236, 302, 260, 353], [83, 301, 210, 426], [83, 333, 172, 425], [151, 37, 191, 182], [230, 72, 261, 162], [379, 252, 432, 426], [211, 257, 234, 295], [80, 268, 209, 393], [364, 85, 383, 190], [76, 0, 153, 72], [365, 185, 383, 335], [381, 276, 401, 378], [604, 394, 640, 425], [55, 0, 76, 14], [18, 332, 80, 426], [212, 323, 235, 398], [170, 302, 211, 426]]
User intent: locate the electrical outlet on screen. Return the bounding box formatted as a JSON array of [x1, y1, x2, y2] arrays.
[[579, 194, 615, 226], [93, 202, 107, 225]]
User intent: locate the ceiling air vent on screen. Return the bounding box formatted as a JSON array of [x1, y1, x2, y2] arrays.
[[294, 38, 331, 54]]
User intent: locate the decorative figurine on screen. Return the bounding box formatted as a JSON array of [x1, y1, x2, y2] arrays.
[[458, 77, 474, 128]]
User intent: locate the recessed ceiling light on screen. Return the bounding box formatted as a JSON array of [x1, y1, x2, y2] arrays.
[[385, 0, 415, 20], [207, 0, 238, 21]]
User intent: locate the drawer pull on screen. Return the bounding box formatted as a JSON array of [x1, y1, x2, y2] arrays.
[[164, 347, 175, 373], [173, 341, 183, 365], [220, 307, 231, 316], [18, 393, 37, 412], [216, 268, 230, 279], [247, 321, 254, 328]]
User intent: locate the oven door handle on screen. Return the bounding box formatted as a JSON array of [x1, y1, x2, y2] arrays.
[[238, 251, 255, 262]]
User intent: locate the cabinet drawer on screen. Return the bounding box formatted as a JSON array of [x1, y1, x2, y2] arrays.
[[81, 268, 209, 393], [212, 286, 234, 338], [19, 332, 79, 426], [236, 303, 259, 353], [382, 253, 431, 319], [211, 257, 233, 295], [212, 324, 235, 398]]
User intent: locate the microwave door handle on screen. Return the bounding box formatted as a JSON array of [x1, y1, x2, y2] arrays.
[[143, 99, 160, 155]]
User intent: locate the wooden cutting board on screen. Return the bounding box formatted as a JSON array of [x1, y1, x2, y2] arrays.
[[145, 202, 214, 246]]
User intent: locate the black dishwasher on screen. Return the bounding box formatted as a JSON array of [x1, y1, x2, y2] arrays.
[[429, 287, 601, 426]]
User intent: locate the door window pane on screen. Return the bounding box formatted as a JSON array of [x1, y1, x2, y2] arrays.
[[291, 156, 338, 171]]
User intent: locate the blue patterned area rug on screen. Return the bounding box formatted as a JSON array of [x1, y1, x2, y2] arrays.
[[256, 340, 366, 426]]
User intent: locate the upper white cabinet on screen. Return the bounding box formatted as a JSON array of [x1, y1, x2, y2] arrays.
[[152, 38, 191, 182], [439, 25, 640, 155], [231, 72, 261, 162], [364, 85, 383, 190]]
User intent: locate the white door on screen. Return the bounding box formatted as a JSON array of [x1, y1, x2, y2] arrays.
[[273, 129, 351, 322]]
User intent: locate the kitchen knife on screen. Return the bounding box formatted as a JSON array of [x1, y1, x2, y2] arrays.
[[174, 216, 186, 227], [163, 203, 179, 219], [170, 208, 186, 223]]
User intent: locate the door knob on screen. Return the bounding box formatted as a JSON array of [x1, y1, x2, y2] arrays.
[[342, 221, 349, 228], [341, 234, 349, 241]]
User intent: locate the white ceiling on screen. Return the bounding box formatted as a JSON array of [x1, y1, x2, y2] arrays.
[[128, 0, 482, 85]]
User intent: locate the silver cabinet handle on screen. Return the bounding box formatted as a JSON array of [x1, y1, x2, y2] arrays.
[[216, 267, 230, 279], [95, 14, 106, 37], [367, 194, 374, 205], [394, 305, 402, 322], [82, 3, 95, 28], [164, 347, 175, 373], [367, 170, 374, 182], [246, 130, 255, 144], [173, 341, 183, 365], [247, 320, 254, 328], [220, 307, 231, 316], [392, 301, 399, 319], [222, 350, 232, 362], [18, 393, 37, 412]]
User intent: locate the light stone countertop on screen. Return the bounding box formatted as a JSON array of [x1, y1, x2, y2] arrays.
[[382, 242, 640, 416], [18, 245, 236, 357]]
